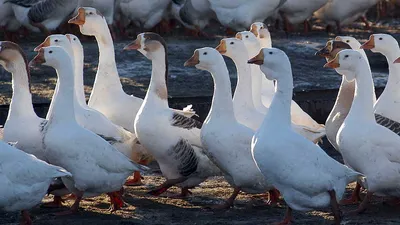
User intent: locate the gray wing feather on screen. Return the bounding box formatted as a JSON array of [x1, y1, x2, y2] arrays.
[[27, 0, 60, 23], [168, 139, 199, 177], [375, 114, 400, 136], [171, 113, 202, 130]]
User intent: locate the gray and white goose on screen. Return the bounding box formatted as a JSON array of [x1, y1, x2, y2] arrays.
[[124, 32, 220, 197], [6, 0, 78, 34]]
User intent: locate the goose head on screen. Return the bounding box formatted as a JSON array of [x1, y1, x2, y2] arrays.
[[316, 40, 352, 61], [29, 46, 70, 69], [124, 32, 167, 60], [66, 34, 83, 52], [335, 36, 363, 50], [184, 47, 223, 71], [324, 50, 365, 82], [35, 35, 74, 58], [68, 7, 106, 36], [250, 22, 271, 48], [0, 41, 28, 73], [361, 34, 398, 55], [216, 38, 247, 59], [236, 31, 260, 56], [248, 48, 291, 81]]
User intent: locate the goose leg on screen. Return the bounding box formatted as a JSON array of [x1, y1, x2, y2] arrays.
[[280, 11, 294, 34], [147, 177, 187, 196], [169, 187, 193, 199], [41, 196, 65, 208], [340, 182, 362, 205], [328, 190, 342, 225], [208, 187, 240, 209], [125, 171, 144, 186], [346, 191, 373, 215], [277, 206, 293, 225], [30, 22, 51, 36], [54, 191, 83, 216], [268, 189, 281, 205], [335, 20, 342, 34], [360, 16, 371, 30], [20, 210, 32, 225], [107, 190, 125, 212]]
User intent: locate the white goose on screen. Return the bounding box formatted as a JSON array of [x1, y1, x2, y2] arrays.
[[0, 142, 71, 225], [245, 26, 327, 132], [0, 41, 47, 161], [249, 48, 361, 225], [124, 33, 220, 197], [30, 46, 147, 214], [185, 47, 277, 209], [208, 0, 286, 31], [68, 7, 194, 132], [326, 49, 400, 214], [119, 0, 171, 31], [6, 0, 79, 34], [361, 34, 400, 135], [278, 0, 329, 33], [314, 0, 380, 33]]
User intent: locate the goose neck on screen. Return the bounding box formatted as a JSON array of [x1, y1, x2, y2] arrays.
[[230, 54, 255, 110], [144, 49, 169, 109], [73, 47, 87, 107], [348, 63, 376, 122], [47, 59, 77, 123], [8, 61, 36, 119], [205, 63, 236, 124]]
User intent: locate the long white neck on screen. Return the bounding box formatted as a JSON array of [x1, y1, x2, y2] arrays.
[[251, 65, 267, 109], [143, 49, 169, 109], [328, 76, 355, 121], [92, 21, 123, 92], [204, 63, 236, 124], [47, 58, 77, 123], [73, 45, 87, 107], [263, 69, 293, 128], [8, 60, 36, 119], [348, 61, 376, 122], [379, 48, 400, 98], [230, 53, 256, 111]]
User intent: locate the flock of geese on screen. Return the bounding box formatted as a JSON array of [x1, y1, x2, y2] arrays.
[[1, 5, 400, 225], [0, 0, 397, 39]]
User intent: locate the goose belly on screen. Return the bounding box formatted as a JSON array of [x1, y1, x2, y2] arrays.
[[282, 188, 331, 211]]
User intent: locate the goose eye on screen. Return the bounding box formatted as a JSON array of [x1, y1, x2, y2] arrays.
[[230, 42, 234, 45], [346, 40, 350, 43], [379, 37, 383, 40], [269, 52, 273, 55], [203, 52, 207, 55], [89, 12, 93, 15], [73, 38, 76, 41], [55, 39, 58, 42], [245, 35, 249, 38], [49, 50, 53, 54], [344, 55, 349, 58]]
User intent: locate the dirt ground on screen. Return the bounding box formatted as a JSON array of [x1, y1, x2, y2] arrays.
[[1, 175, 400, 225]]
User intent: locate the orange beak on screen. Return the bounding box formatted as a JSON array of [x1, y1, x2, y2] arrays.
[[324, 55, 340, 68], [360, 35, 375, 49], [68, 8, 86, 25], [235, 33, 242, 40], [334, 36, 342, 41], [123, 36, 141, 50], [250, 24, 258, 37], [29, 48, 46, 67], [66, 34, 72, 42], [315, 44, 330, 57], [34, 37, 51, 52], [184, 50, 199, 67], [215, 40, 227, 54], [248, 50, 264, 65], [394, 57, 400, 64]]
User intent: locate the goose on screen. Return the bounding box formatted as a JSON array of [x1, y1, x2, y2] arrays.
[[249, 48, 362, 225], [119, 0, 171, 31], [0, 0, 21, 40], [279, 0, 329, 33], [6, 0, 79, 34], [361, 34, 400, 134], [0, 41, 48, 162], [171, 0, 215, 34], [68, 7, 195, 132], [208, 0, 286, 31], [124, 33, 220, 198], [29, 46, 148, 214], [237, 31, 326, 139], [249, 22, 272, 49], [0, 142, 71, 225], [325, 49, 400, 214], [185, 47, 278, 209], [35, 34, 151, 188], [314, 0, 380, 33]]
